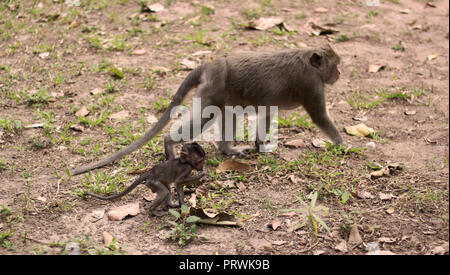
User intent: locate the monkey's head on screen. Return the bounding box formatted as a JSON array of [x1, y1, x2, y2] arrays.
[[180, 142, 206, 171], [309, 44, 341, 85]]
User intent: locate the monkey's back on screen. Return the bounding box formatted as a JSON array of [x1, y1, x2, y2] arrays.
[[223, 50, 319, 108]]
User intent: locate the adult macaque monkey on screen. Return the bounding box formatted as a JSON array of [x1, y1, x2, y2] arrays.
[[72, 44, 343, 176], [86, 142, 206, 216]]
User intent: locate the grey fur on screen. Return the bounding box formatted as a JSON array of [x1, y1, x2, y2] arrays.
[[72, 45, 343, 175]]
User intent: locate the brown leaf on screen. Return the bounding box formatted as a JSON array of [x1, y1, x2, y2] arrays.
[[386, 207, 395, 214], [107, 202, 140, 221], [314, 7, 328, 13], [141, 3, 164, 13], [368, 64, 386, 73], [109, 110, 130, 120], [348, 224, 363, 246], [367, 166, 390, 179], [378, 237, 396, 243], [216, 159, 251, 173], [307, 21, 339, 36], [335, 240, 348, 252], [284, 138, 305, 148], [248, 17, 284, 31], [75, 106, 89, 117], [288, 175, 302, 184], [132, 49, 147, 55], [89, 87, 104, 95], [180, 58, 197, 70], [236, 182, 247, 192], [189, 207, 243, 227], [427, 54, 437, 61], [344, 123, 375, 137], [311, 138, 327, 148], [379, 192, 393, 201], [103, 231, 114, 247], [357, 190, 375, 199], [70, 124, 85, 132], [268, 219, 282, 230], [147, 114, 158, 124], [272, 240, 287, 246]]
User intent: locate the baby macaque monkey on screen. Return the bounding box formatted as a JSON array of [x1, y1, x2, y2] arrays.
[[86, 142, 206, 216]]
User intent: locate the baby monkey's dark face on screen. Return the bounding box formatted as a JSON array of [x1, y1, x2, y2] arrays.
[[194, 157, 204, 171], [180, 142, 206, 171]]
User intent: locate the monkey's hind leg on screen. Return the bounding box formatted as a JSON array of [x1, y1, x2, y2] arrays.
[[148, 180, 171, 217], [219, 107, 253, 157]]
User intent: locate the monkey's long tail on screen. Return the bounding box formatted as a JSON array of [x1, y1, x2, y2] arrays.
[[71, 66, 203, 176], [85, 174, 144, 200]]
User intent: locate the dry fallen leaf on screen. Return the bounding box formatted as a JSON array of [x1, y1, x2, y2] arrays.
[[288, 175, 302, 184], [107, 202, 140, 221], [378, 237, 396, 243], [335, 240, 348, 252], [189, 207, 243, 227], [110, 110, 130, 120], [352, 116, 368, 122], [132, 49, 147, 55], [311, 138, 327, 148], [103, 231, 114, 247], [268, 219, 282, 231], [348, 224, 363, 246], [427, 54, 437, 61], [314, 7, 328, 13], [90, 209, 105, 222], [284, 138, 305, 148], [147, 114, 158, 124], [248, 17, 284, 31], [379, 193, 393, 201], [70, 124, 85, 132], [180, 58, 197, 70], [368, 64, 386, 73], [272, 240, 288, 246], [216, 159, 251, 173], [345, 123, 375, 137], [141, 3, 164, 13], [404, 110, 417, 116], [307, 21, 339, 36], [89, 87, 104, 95], [75, 106, 89, 117], [39, 52, 50, 59], [357, 190, 375, 199]]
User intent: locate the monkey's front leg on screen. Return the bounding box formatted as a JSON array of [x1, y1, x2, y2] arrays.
[[219, 107, 253, 157], [305, 93, 344, 146], [169, 172, 206, 208]]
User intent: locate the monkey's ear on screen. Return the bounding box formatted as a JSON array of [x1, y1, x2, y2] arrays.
[[310, 52, 322, 69]]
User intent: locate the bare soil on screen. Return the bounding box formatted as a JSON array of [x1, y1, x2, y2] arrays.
[[0, 0, 448, 255]]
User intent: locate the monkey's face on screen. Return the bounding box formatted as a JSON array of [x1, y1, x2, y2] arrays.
[[309, 50, 341, 85], [194, 158, 204, 171], [326, 64, 340, 84]]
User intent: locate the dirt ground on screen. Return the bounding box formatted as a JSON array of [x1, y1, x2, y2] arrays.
[[0, 0, 448, 255]]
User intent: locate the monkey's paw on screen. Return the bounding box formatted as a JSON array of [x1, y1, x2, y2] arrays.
[[151, 209, 168, 217]]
